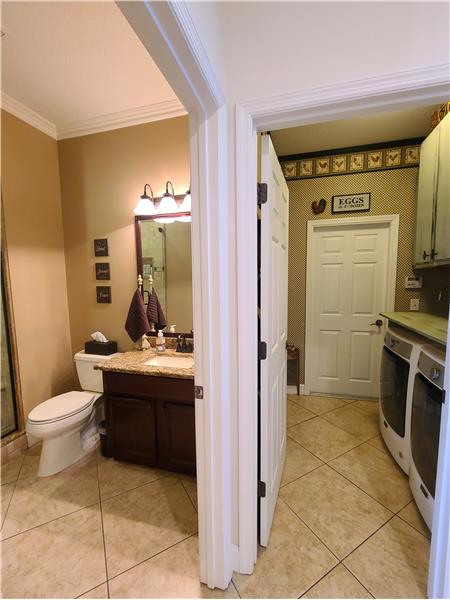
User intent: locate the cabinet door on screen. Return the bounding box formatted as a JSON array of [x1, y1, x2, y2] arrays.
[[107, 396, 157, 465], [434, 114, 450, 263], [157, 401, 196, 475], [415, 126, 439, 265]]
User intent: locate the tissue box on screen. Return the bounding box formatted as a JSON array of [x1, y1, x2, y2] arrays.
[[84, 340, 118, 356]]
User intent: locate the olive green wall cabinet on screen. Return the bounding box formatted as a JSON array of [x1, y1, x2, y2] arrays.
[[415, 113, 450, 267]]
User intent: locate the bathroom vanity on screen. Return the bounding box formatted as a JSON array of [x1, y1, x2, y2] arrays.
[[97, 350, 196, 475]]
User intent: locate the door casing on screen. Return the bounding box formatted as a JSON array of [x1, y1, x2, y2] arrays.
[[304, 214, 399, 397]]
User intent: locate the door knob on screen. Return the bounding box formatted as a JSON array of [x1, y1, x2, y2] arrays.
[[370, 319, 383, 327]]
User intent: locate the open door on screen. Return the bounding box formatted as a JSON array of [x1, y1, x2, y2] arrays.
[[259, 134, 289, 546]]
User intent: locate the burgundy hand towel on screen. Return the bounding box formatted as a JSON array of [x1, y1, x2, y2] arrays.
[[125, 289, 151, 342], [147, 288, 167, 331]]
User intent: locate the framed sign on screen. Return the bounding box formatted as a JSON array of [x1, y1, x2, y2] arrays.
[[94, 238, 109, 257], [95, 263, 110, 280], [96, 286, 111, 303], [332, 193, 371, 214]]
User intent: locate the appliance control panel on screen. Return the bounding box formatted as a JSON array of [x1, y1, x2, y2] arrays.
[[418, 352, 445, 389], [384, 332, 413, 360]]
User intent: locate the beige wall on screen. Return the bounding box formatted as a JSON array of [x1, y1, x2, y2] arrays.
[[58, 116, 190, 353], [288, 167, 450, 383], [165, 222, 193, 332], [1, 111, 75, 417]]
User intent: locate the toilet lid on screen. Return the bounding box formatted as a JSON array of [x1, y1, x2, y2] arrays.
[[28, 391, 97, 424]]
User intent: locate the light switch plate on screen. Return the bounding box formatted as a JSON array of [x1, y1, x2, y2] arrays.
[[410, 298, 420, 311]]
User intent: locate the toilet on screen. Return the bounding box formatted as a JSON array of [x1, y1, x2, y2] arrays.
[[26, 350, 119, 477]]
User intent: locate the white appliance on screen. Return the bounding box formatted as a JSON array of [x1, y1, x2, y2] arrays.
[[26, 351, 119, 477], [379, 326, 424, 474], [409, 343, 446, 530]]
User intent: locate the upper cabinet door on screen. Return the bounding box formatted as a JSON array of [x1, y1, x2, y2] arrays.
[[434, 114, 450, 264], [415, 126, 439, 265]]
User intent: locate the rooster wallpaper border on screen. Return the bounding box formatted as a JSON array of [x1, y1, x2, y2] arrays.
[[280, 140, 422, 181]]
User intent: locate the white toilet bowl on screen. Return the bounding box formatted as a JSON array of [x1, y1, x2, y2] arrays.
[[25, 351, 119, 477]]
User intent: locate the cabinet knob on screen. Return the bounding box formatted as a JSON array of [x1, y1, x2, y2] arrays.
[[430, 367, 441, 382]]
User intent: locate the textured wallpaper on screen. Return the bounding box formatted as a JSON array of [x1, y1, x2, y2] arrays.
[[287, 166, 449, 383]]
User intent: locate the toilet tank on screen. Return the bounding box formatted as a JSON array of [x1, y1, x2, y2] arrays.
[[74, 351, 119, 392]]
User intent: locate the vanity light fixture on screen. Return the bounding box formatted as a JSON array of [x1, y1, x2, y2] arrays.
[[175, 189, 192, 223], [154, 181, 178, 224], [134, 184, 157, 216]]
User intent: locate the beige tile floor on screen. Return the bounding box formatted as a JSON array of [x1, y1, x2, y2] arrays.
[[1, 396, 430, 598]]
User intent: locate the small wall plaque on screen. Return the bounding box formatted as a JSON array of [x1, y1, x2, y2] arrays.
[[96, 286, 111, 303], [94, 238, 109, 257], [332, 193, 371, 214], [95, 263, 110, 280]]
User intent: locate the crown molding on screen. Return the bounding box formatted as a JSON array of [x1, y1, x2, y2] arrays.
[[1, 93, 57, 139], [242, 62, 450, 130], [57, 98, 187, 140]]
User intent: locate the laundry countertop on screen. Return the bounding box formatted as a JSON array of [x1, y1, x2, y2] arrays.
[[380, 311, 448, 346], [95, 348, 194, 379]]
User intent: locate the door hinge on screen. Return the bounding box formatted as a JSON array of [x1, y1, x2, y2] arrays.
[[258, 341, 267, 360], [258, 481, 266, 498], [194, 385, 204, 399], [257, 182, 268, 206]]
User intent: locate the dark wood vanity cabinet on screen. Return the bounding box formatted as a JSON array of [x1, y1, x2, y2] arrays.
[[103, 372, 196, 476]]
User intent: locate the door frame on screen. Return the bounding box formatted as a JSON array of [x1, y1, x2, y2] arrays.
[[304, 214, 399, 396], [117, 3, 450, 592]]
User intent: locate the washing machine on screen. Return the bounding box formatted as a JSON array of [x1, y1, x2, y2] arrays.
[[379, 326, 425, 474], [409, 343, 446, 530]]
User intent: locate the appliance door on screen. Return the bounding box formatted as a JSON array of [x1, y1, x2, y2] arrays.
[[380, 345, 409, 437], [411, 372, 444, 498]]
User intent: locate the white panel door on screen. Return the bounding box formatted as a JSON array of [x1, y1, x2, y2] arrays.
[[259, 135, 289, 546], [308, 222, 390, 398]]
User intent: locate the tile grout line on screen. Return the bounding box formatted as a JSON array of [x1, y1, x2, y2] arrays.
[[339, 562, 375, 598], [106, 532, 198, 585], [75, 580, 108, 599], [98, 471, 172, 504], [278, 495, 342, 563], [178, 476, 198, 513], [95, 451, 111, 599], [0, 452, 25, 530], [0, 498, 102, 542], [230, 578, 241, 598]]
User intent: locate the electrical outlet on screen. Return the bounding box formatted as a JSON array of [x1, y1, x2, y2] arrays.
[[410, 298, 420, 311]]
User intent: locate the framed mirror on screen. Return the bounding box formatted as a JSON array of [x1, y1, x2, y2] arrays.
[[135, 215, 193, 335]]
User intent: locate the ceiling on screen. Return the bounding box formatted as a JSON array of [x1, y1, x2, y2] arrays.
[[271, 106, 436, 157], [1, 1, 185, 138]]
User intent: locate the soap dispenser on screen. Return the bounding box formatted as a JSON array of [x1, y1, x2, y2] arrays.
[[156, 330, 166, 353]]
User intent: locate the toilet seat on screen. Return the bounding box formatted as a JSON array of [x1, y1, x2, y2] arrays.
[[27, 391, 98, 425]]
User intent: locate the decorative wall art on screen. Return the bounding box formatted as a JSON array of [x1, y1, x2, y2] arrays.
[[311, 198, 327, 214], [96, 286, 112, 304], [95, 263, 110, 280], [332, 193, 371, 214], [280, 141, 421, 181], [94, 238, 109, 257]]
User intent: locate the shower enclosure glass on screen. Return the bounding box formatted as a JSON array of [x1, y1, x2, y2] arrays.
[[1, 262, 18, 437]]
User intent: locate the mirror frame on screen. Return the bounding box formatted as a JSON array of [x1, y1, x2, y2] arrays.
[[134, 204, 192, 337]]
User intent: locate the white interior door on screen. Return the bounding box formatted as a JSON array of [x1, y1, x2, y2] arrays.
[[306, 219, 397, 398], [259, 135, 289, 546]]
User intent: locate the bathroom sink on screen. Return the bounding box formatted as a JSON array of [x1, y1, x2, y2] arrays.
[[145, 355, 194, 369]]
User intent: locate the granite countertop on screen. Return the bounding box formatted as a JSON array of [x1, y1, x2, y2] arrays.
[[95, 348, 194, 379], [380, 311, 448, 346]]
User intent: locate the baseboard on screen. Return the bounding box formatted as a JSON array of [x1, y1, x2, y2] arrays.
[[231, 544, 240, 572], [287, 384, 305, 395]]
